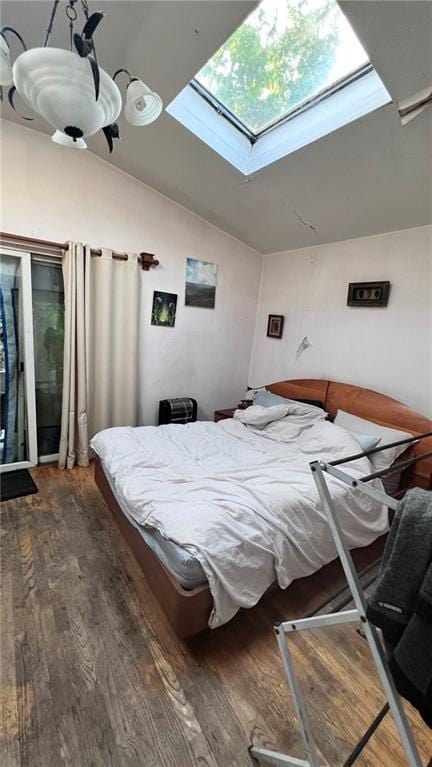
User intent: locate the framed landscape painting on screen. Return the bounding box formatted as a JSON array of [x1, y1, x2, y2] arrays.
[[185, 258, 217, 308]]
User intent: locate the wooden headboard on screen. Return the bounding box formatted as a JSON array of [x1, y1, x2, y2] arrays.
[[267, 379, 432, 490]]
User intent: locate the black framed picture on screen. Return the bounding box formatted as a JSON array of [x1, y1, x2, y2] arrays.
[[347, 281, 390, 307], [267, 314, 284, 338], [151, 291, 178, 327]]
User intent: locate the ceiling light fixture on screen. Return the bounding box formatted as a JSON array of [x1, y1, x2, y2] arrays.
[[0, 0, 163, 152]]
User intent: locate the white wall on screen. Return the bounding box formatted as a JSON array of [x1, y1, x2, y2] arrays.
[[0, 121, 262, 424], [3, 122, 430, 423], [249, 226, 432, 416]]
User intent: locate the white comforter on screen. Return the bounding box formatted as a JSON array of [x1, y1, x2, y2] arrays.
[[91, 403, 389, 628]]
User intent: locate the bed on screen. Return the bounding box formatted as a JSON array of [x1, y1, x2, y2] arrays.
[[92, 379, 432, 638]]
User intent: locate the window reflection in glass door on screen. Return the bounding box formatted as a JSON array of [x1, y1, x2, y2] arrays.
[[31, 260, 64, 458], [0, 249, 37, 470]]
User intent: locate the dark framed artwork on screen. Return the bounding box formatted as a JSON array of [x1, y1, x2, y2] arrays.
[[151, 291, 178, 327], [267, 314, 284, 339], [347, 281, 390, 307]]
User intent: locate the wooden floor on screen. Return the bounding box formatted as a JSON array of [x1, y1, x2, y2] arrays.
[[1, 465, 431, 767]]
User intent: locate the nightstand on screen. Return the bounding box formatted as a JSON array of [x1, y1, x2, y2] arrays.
[[214, 408, 237, 422]]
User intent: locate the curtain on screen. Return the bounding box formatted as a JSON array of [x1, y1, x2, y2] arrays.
[[59, 244, 140, 469], [59, 243, 89, 469], [86, 248, 140, 438]]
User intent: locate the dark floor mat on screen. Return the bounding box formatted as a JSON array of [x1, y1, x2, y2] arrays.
[[0, 469, 38, 502]]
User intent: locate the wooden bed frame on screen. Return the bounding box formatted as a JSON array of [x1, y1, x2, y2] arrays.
[[94, 379, 432, 639]]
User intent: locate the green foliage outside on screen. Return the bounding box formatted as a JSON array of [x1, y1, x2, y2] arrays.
[[33, 292, 64, 430], [197, 0, 341, 134]]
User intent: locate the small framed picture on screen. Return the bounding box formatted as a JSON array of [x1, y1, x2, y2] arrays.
[[267, 314, 284, 339], [151, 291, 178, 327]]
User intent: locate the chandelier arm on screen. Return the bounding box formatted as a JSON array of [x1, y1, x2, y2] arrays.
[[102, 124, 114, 153], [81, 0, 89, 21], [82, 12, 104, 40], [88, 55, 100, 101], [112, 68, 134, 87], [8, 85, 33, 121], [92, 43, 100, 93], [43, 0, 60, 47], [83, 15, 103, 83], [101, 122, 120, 154], [66, 0, 78, 51], [71, 11, 103, 63], [0, 26, 27, 52]]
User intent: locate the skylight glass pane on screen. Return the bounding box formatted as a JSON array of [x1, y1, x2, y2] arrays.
[[195, 0, 369, 135]]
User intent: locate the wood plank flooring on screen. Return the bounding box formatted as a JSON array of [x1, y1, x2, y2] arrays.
[[1, 464, 431, 766]]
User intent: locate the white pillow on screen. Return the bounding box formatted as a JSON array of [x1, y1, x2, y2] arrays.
[[333, 410, 413, 473], [350, 432, 381, 452]]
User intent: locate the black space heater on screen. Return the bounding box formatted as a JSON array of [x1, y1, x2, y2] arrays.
[[158, 397, 198, 425]]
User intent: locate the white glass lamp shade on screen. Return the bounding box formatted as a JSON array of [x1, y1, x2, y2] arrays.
[[13, 48, 122, 143], [124, 79, 162, 126], [52, 129, 87, 150], [0, 36, 13, 86]]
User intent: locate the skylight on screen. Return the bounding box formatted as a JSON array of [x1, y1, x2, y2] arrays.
[[194, 0, 370, 137], [166, 0, 391, 174]]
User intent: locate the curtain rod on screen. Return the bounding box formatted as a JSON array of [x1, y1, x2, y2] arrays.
[[0, 231, 159, 271]]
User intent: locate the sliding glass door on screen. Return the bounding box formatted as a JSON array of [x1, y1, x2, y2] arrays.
[[31, 258, 64, 459], [0, 249, 37, 471]]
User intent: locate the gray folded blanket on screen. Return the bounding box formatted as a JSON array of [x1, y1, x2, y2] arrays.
[[366, 487, 432, 728]]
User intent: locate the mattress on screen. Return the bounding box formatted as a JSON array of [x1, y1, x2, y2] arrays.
[[102, 461, 207, 590]]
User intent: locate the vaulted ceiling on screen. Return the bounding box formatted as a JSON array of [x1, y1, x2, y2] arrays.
[[1, 1, 431, 254]]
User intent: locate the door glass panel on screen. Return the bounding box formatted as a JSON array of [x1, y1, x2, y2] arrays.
[[0, 253, 27, 465], [31, 260, 64, 457]]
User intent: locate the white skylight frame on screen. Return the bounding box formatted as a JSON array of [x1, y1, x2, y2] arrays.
[[167, 65, 391, 175]]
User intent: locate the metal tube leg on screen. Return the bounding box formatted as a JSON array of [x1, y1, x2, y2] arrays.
[[249, 624, 322, 767], [248, 747, 312, 766], [274, 625, 321, 767], [311, 462, 369, 615], [363, 622, 423, 767]]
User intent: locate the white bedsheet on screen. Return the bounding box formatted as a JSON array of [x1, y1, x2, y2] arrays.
[[91, 403, 389, 628]]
